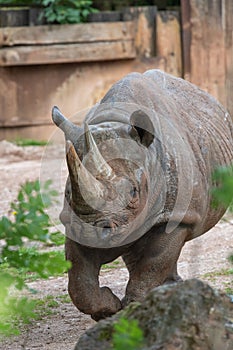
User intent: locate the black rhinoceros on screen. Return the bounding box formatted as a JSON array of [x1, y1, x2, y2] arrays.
[[52, 70, 233, 321]]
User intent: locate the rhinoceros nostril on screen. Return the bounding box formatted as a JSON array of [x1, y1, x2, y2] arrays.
[[102, 227, 111, 239], [95, 220, 116, 229], [94, 221, 114, 240]]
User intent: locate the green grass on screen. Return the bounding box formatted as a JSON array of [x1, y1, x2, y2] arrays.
[[222, 281, 233, 295], [202, 268, 233, 279], [13, 138, 48, 147], [2, 295, 60, 337], [24, 294, 71, 328], [1, 293, 72, 339], [102, 260, 121, 270], [34, 295, 59, 319], [225, 286, 233, 294], [0, 294, 59, 339], [202, 269, 233, 290], [57, 294, 71, 304]]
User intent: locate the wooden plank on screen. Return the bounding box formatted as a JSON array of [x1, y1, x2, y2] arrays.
[[180, 0, 191, 79], [225, 0, 233, 117], [0, 22, 134, 47], [0, 124, 61, 142], [156, 11, 182, 77], [0, 40, 136, 66], [188, 0, 226, 106]]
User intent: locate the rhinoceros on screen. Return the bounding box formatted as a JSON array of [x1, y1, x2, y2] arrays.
[[52, 69, 233, 321]]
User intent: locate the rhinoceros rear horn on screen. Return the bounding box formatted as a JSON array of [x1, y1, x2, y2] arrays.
[[52, 106, 81, 144], [130, 110, 154, 147], [84, 123, 115, 179]]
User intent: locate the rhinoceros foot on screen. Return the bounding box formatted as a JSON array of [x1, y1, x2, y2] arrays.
[[91, 287, 122, 321], [121, 275, 183, 308]]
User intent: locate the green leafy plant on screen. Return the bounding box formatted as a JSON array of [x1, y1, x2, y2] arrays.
[[0, 0, 98, 24], [0, 180, 70, 336], [212, 165, 233, 210], [0, 272, 36, 336], [0, 247, 67, 281], [212, 165, 233, 295], [49, 231, 65, 246], [112, 317, 144, 350], [40, 0, 98, 24]]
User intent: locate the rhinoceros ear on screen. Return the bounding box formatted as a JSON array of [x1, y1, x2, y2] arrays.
[[51, 106, 82, 146], [130, 110, 154, 147]]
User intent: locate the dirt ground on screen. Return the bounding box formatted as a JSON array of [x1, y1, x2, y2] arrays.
[[0, 141, 233, 350]]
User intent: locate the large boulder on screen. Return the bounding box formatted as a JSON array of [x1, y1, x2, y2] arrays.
[[75, 279, 233, 350]]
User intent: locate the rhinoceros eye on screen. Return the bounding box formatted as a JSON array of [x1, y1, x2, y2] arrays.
[[130, 187, 138, 199], [127, 186, 139, 210]]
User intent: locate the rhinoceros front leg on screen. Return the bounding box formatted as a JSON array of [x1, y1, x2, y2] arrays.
[[122, 225, 188, 306], [65, 237, 122, 321]]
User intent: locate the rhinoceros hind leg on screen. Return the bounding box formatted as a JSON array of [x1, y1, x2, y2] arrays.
[[122, 225, 188, 307], [66, 237, 122, 320]]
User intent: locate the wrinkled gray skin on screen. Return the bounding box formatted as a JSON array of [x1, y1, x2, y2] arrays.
[[52, 70, 233, 321]]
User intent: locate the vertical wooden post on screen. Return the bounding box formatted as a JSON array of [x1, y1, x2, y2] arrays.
[[123, 6, 157, 58], [181, 0, 226, 107], [156, 10, 182, 77], [180, 0, 191, 79], [225, 0, 233, 117]]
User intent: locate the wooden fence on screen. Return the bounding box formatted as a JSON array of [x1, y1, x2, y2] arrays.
[[0, 22, 136, 66], [0, 1, 232, 140]]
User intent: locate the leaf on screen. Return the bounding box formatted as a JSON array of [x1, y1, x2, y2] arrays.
[[212, 165, 233, 208], [113, 317, 144, 350], [40, 0, 98, 24], [0, 216, 12, 238], [0, 179, 70, 335], [43, 179, 53, 190], [0, 271, 36, 336]]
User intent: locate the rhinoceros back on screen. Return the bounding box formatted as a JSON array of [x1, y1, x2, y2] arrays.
[[98, 70, 233, 237]]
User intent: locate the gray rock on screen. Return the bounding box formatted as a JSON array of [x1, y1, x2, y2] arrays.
[[75, 279, 233, 350]]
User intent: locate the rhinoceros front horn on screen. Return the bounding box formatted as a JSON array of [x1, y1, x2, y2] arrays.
[[66, 140, 104, 204], [84, 123, 115, 179], [52, 106, 81, 145]]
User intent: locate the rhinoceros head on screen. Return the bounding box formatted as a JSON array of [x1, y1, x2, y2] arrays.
[[52, 106, 154, 248]]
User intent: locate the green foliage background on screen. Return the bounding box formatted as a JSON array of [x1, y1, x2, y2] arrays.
[[212, 165, 233, 277], [0, 0, 98, 24], [0, 0, 180, 24], [212, 165, 233, 211], [39, 0, 98, 24]]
